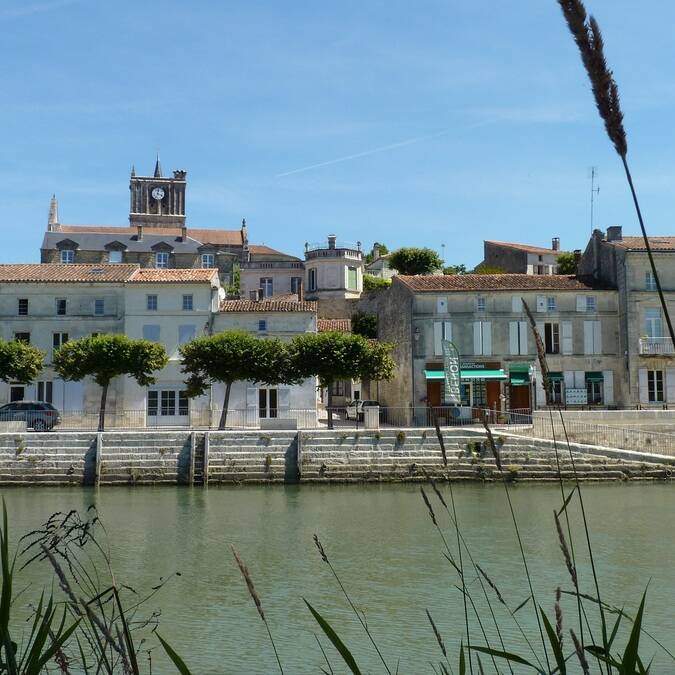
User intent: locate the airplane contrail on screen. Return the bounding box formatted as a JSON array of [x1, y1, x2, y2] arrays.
[[275, 129, 452, 178]]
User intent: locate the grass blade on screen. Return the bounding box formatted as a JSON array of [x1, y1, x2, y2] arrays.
[[157, 633, 193, 675], [621, 588, 648, 673], [469, 645, 542, 672], [540, 606, 566, 675]]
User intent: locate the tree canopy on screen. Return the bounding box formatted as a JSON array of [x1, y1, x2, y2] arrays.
[[351, 312, 377, 339], [443, 264, 468, 275], [364, 242, 389, 264], [53, 334, 168, 430], [388, 247, 443, 276], [556, 251, 578, 275], [0, 339, 44, 384], [363, 274, 391, 291]]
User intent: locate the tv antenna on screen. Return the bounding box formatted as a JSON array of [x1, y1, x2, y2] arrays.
[[589, 166, 600, 234]]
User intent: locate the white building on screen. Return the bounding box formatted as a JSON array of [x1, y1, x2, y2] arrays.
[[304, 235, 364, 301]]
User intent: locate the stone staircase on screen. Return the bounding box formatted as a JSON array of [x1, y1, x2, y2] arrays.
[[0, 432, 97, 486]]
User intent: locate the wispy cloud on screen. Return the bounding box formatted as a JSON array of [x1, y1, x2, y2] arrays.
[[1, 0, 80, 19]]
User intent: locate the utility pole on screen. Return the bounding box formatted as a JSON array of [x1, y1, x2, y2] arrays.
[[589, 166, 600, 234]]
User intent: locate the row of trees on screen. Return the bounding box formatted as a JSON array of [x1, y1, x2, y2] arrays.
[[0, 331, 395, 431]]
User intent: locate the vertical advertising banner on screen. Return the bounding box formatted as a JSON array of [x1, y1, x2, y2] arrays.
[[442, 340, 461, 405]]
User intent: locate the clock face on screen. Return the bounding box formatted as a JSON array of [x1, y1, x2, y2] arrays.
[[152, 187, 165, 200]]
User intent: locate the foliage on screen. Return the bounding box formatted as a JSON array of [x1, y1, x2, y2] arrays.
[[388, 247, 443, 276], [472, 263, 507, 274], [363, 274, 391, 291], [226, 265, 241, 297], [53, 334, 168, 431], [364, 242, 389, 265], [351, 312, 377, 339], [556, 251, 578, 275], [0, 339, 44, 384], [443, 264, 467, 275]]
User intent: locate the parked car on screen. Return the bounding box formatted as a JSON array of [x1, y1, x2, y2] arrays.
[[345, 399, 382, 421], [0, 401, 61, 431]]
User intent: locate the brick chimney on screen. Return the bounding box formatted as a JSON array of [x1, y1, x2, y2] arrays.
[[607, 225, 623, 242], [137, 224, 143, 241], [181, 225, 187, 241], [552, 237, 560, 251], [327, 234, 337, 249]]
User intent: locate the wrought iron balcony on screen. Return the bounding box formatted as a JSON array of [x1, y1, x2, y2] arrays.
[[639, 336, 675, 355]]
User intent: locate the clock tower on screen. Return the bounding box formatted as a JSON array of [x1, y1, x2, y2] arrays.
[[129, 156, 186, 229]]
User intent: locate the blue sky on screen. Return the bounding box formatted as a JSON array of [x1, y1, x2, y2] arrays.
[[3, 0, 675, 266]]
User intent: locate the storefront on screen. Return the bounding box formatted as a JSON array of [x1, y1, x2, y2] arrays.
[[507, 363, 533, 411]]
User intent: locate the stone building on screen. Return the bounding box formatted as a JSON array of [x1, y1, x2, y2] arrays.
[[41, 160, 299, 292], [365, 243, 395, 280], [579, 226, 675, 406], [373, 273, 622, 423], [482, 238, 565, 274], [239, 245, 304, 300], [304, 235, 364, 301]]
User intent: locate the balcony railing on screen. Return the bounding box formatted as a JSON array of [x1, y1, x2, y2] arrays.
[[639, 336, 675, 355]]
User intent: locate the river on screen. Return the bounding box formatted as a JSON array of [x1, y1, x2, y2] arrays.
[[4, 483, 675, 674]]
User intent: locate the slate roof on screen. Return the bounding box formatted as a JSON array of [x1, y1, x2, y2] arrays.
[[396, 274, 610, 292], [485, 240, 562, 255], [220, 298, 317, 312], [42, 231, 209, 254], [0, 264, 138, 283], [128, 269, 220, 284], [56, 225, 243, 246], [610, 236, 675, 251], [317, 318, 352, 332]]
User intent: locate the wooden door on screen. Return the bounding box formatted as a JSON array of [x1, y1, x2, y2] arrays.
[[509, 385, 531, 411]]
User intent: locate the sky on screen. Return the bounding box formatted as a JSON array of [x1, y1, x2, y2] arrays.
[[2, 0, 675, 267]]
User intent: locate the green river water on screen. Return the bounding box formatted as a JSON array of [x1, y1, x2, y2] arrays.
[[3, 483, 675, 674]]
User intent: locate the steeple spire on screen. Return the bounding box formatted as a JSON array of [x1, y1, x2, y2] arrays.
[[48, 194, 59, 231], [153, 153, 162, 178], [131, 164, 136, 177]]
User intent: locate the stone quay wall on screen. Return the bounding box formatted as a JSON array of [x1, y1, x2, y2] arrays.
[[0, 428, 673, 487]]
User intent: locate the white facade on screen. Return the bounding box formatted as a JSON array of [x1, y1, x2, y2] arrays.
[[304, 235, 364, 300]]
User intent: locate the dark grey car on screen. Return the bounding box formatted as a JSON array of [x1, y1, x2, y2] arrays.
[[0, 401, 61, 431]]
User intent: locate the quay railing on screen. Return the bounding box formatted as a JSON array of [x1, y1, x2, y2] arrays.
[[639, 336, 675, 355]]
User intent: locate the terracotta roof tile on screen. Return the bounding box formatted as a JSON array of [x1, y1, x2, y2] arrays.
[[0, 264, 139, 283], [396, 274, 610, 292], [485, 240, 562, 255], [317, 319, 352, 333], [220, 298, 317, 313], [128, 268, 220, 284], [611, 236, 675, 251]]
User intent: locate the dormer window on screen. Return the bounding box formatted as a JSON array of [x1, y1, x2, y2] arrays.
[[108, 250, 123, 264], [201, 253, 215, 268], [61, 249, 75, 264], [155, 252, 169, 268]]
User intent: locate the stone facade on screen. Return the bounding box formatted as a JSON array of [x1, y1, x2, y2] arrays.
[[482, 239, 564, 274], [304, 235, 364, 301]]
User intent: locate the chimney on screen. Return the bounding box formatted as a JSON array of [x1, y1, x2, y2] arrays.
[[591, 229, 604, 279], [373, 243, 381, 259], [327, 234, 337, 249], [297, 278, 303, 301], [137, 224, 143, 241], [181, 225, 187, 241], [606, 225, 623, 242], [241, 218, 248, 246], [552, 237, 560, 251], [573, 249, 582, 267]]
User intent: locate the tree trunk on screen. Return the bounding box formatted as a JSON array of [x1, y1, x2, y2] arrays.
[[326, 384, 334, 430], [98, 382, 108, 432], [219, 382, 232, 430]]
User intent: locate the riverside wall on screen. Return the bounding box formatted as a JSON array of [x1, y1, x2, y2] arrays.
[[0, 428, 673, 487]]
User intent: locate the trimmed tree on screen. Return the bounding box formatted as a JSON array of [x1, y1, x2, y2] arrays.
[[351, 312, 377, 339], [53, 334, 168, 431], [0, 339, 44, 384], [179, 331, 300, 429], [388, 247, 443, 276], [363, 274, 391, 291], [556, 251, 577, 275], [290, 332, 395, 428]]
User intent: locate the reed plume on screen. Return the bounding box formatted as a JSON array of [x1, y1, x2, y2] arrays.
[[426, 610, 447, 658], [554, 511, 578, 586], [571, 628, 590, 675], [555, 588, 563, 647]]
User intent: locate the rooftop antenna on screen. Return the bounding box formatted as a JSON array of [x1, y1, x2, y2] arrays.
[[441, 243, 446, 264], [589, 166, 600, 234]]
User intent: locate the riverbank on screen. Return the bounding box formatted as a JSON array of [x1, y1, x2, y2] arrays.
[[1, 428, 673, 486]]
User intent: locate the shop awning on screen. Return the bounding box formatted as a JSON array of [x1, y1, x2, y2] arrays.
[[509, 363, 532, 373], [548, 371, 564, 381], [510, 373, 529, 386], [424, 369, 507, 381], [585, 371, 604, 382]]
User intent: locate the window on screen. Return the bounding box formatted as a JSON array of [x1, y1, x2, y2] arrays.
[[52, 332, 68, 358], [544, 322, 560, 354], [330, 380, 345, 396], [60, 249, 74, 264], [509, 321, 528, 355], [147, 294, 158, 311], [94, 298, 105, 316], [308, 268, 317, 291], [347, 267, 358, 290], [259, 388, 278, 419], [18, 299, 28, 315], [291, 277, 302, 295], [547, 296, 556, 312], [161, 390, 175, 416], [551, 380, 563, 404], [647, 370, 664, 402], [37, 381, 53, 404], [14, 332, 30, 343], [644, 308, 663, 337], [108, 250, 123, 264], [586, 296, 596, 312], [56, 298, 67, 315], [259, 278, 273, 298], [587, 380, 603, 405], [182, 294, 194, 311], [583, 320, 602, 354], [178, 325, 196, 345], [201, 253, 215, 268], [142, 325, 160, 342], [473, 321, 492, 356], [147, 390, 158, 416], [178, 391, 189, 416], [433, 321, 452, 356], [645, 271, 657, 291], [477, 296, 486, 312], [512, 296, 523, 313], [155, 252, 169, 268], [258, 319, 267, 332]]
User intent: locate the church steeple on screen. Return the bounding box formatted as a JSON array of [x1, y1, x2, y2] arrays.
[[48, 194, 59, 232], [129, 160, 187, 229], [153, 154, 162, 178]]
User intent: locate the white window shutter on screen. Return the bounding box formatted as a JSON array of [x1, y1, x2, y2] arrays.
[[278, 388, 291, 410], [434, 322, 443, 356], [666, 369, 675, 403], [583, 320, 593, 355], [444, 321, 452, 343], [576, 295, 586, 312], [603, 370, 614, 405], [483, 321, 492, 356], [534, 373, 545, 408], [535, 321, 544, 341], [473, 322, 482, 355], [561, 321, 573, 355], [593, 321, 602, 354], [519, 321, 528, 355], [638, 369, 649, 404], [563, 371, 575, 390], [436, 297, 447, 314], [574, 371, 585, 389], [509, 322, 518, 355], [512, 296, 522, 313], [536, 295, 546, 312]]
